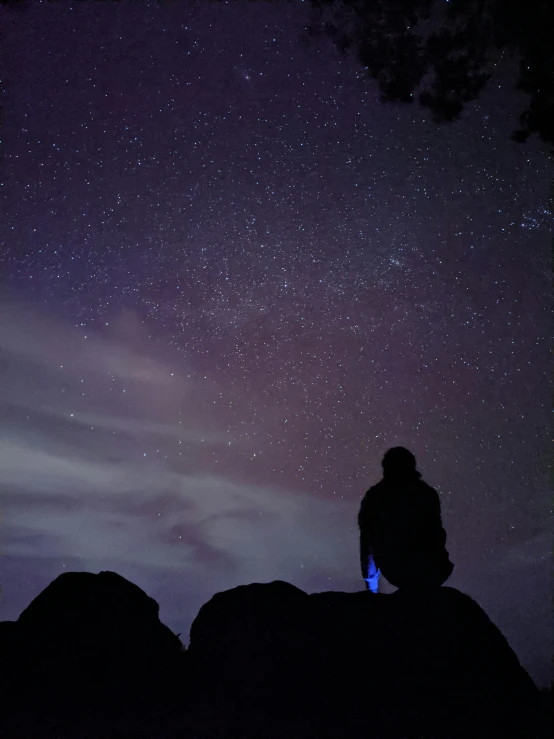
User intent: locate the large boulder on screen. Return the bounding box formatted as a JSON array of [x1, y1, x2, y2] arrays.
[[16, 570, 180, 652], [1, 571, 184, 737], [188, 583, 543, 738], [188, 580, 310, 735], [0, 573, 544, 738]]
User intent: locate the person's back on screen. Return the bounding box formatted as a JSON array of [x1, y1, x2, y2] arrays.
[[359, 448, 453, 591]]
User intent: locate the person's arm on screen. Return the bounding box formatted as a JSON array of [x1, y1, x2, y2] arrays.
[[358, 492, 373, 580], [429, 485, 442, 517], [359, 527, 371, 580], [359, 490, 381, 592], [426, 485, 447, 548]]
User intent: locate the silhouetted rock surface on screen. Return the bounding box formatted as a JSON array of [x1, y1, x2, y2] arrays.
[[0, 571, 184, 738], [188, 583, 543, 738], [0, 574, 546, 738]]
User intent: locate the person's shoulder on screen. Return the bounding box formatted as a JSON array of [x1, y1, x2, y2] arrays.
[[360, 481, 383, 505], [416, 479, 440, 499], [416, 478, 434, 489], [365, 480, 385, 496]]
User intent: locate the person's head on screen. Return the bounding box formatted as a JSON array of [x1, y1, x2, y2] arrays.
[[381, 447, 421, 481]]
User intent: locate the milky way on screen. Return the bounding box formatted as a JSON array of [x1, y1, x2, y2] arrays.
[[0, 1, 551, 686]]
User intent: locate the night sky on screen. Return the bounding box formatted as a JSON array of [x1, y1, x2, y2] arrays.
[[0, 1, 551, 686]]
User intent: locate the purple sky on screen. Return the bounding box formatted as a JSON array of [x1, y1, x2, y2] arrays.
[[0, 1, 551, 686]]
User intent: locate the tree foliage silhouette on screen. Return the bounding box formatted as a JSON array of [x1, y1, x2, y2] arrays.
[[1, 0, 551, 146], [304, 0, 553, 146]]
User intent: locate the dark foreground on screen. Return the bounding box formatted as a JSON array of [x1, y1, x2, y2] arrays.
[[0, 572, 550, 738]]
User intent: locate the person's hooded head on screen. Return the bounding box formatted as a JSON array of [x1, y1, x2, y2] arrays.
[[381, 447, 421, 482]]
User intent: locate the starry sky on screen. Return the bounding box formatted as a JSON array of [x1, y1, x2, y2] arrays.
[[0, 1, 551, 686]]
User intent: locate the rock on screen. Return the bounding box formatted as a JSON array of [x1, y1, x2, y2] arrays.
[[188, 582, 542, 738], [0, 573, 544, 738], [17, 570, 180, 653], [188, 581, 310, 735], [2, 571, 184, 737]]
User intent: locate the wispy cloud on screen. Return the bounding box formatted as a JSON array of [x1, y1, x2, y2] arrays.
[[0, 300, 352, 616]]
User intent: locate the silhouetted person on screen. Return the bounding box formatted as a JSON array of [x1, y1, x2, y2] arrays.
[[358, 447, 454, 592]]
